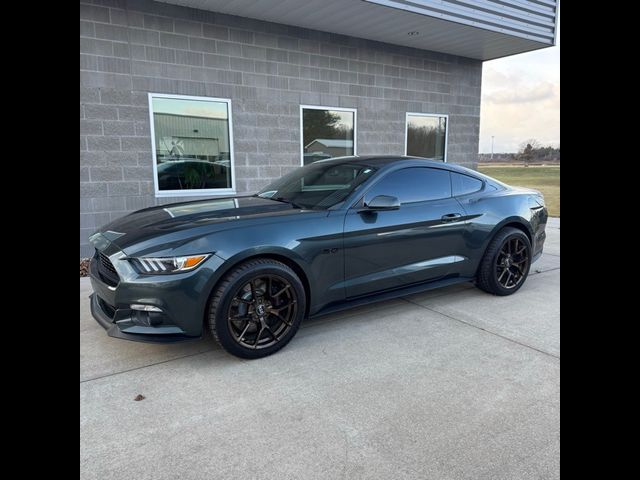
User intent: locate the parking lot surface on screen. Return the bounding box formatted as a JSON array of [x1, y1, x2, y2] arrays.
[[80, 218, 559, 480]]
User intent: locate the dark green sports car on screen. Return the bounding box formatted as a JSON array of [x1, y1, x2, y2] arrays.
[[89, 156, 548, 359]]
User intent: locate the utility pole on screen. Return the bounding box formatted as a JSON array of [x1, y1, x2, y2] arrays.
[[491, 136, 494, 160]]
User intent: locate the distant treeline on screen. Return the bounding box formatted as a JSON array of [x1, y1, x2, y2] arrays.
[[479, 146, 560, 164]]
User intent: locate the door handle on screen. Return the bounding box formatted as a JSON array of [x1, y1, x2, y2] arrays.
[[441, 213, 462, 223]]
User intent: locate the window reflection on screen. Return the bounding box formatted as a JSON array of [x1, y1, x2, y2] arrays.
[[406, 114, 447, 161], [302, 107, 355, 165], [151, 96, 233, 192]]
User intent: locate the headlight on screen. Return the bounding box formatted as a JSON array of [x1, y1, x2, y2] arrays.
[[130, 254, 211, 274]]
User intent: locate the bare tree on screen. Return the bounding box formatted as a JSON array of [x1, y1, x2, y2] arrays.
[[518, 138, 542, 167]]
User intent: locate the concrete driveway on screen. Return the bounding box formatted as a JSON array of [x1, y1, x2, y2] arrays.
[[80, 218, 559, 480]]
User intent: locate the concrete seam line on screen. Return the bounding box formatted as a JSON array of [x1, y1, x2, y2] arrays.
[[402, 297, 560, 360], [80, 348, 219, 384], [530, 266, 560, 276]]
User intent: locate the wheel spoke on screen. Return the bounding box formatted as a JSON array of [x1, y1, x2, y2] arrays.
[[270, 311, 292, 327], [253, 326, 263, 348], [498, 268, 508, 282], [269, 310, 291, 327], [237, 321, 252, 341], [264, 324, 279, 341], [272, 284, 290, 298], [229, 313, 250, 321], [237, 298, 253, 305], [505, 271, 513, 286], [271, 300, 296, 313]]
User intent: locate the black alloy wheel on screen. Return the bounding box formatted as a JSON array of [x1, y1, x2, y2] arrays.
[[495, 237, 529, 289], [209, 259, 306, 359], [227, 275, 298, 349], [477, 227, 532, 296]]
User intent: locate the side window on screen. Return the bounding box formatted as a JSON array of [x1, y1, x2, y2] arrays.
[[365, 167, 451, 205], [451, 172, 483, 196]]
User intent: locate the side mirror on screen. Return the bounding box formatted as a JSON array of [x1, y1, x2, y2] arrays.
[[364, 195, 400, 211]]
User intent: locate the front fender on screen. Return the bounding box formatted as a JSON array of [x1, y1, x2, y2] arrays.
[[218, 246, 314, 290], [198, 246, 316, 320]]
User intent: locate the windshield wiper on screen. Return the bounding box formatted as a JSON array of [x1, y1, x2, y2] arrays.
[[274, 197, 304, 209], [271, 197, 305, 209], [257, 195, 304, 209], [254, 193, 306, 209]]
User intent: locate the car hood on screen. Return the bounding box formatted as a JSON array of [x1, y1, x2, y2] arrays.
[[93, 195, 308, 253]]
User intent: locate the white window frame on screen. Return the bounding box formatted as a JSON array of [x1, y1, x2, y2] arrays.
[[404, 112, 449, 162], [148, 93, 236, 197], [300, 105, 357, 166]]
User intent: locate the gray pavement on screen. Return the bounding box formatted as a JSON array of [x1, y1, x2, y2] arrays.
[[80, 220, 560, 480]]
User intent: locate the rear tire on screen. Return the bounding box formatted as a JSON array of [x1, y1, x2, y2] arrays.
[[477, 227, 531, 296], [208, 259, 306, 359]]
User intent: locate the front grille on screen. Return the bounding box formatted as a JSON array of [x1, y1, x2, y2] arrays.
[[95, 250, 120, 287], [99, 252, 117, 275]]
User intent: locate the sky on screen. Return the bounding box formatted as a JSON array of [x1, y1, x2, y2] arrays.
[[478, 14, 559, 153]]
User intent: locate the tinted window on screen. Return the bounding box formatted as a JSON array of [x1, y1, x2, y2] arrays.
[[258, 163, 376, 210], [451, 172, 483, 196], [365, 167, 451, 205]]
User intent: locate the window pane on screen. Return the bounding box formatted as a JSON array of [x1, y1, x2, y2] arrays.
[[406, 114, 447, 161], [152, 96, 232, 191], [365, 167, 451, 204], [302, 108, 354, 165], [451, 172, 483, 196]]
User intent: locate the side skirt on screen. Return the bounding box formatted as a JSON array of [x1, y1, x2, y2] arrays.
[[309, 276, 474, 319]]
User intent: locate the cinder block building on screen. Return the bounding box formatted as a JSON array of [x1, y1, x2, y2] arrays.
[[80, 0, 558, 257]]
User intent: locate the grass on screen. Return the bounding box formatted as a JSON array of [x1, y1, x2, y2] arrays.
[[478, 165, 560, 217]]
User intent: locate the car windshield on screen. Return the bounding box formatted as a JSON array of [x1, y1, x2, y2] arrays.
[[256, 161, 377, 209]]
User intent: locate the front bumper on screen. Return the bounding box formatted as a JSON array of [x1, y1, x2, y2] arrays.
[[89, 292, 199, 343], [88, 241, 226, 343]]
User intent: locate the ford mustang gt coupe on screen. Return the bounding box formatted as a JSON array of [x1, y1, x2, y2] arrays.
[[88, 156, 548, 359]]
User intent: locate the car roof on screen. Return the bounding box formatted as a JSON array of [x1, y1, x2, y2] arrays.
[[312, 155, 475, 174]]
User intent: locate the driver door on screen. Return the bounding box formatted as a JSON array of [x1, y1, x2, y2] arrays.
[[342, 167, 468, 298]]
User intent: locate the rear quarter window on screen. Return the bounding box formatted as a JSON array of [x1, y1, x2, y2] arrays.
[[365, 167, 451, 204], [451, 172, 483, 196]]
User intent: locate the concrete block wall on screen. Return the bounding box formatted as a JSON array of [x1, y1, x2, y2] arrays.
[[80, 0, 482, 257]]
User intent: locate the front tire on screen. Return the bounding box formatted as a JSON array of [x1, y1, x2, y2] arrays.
[[208, 259, 306, 359], [476, 227, 531, 296]]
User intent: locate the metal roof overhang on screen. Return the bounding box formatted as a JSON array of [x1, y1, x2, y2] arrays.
[[155, 0, 558, 61]]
